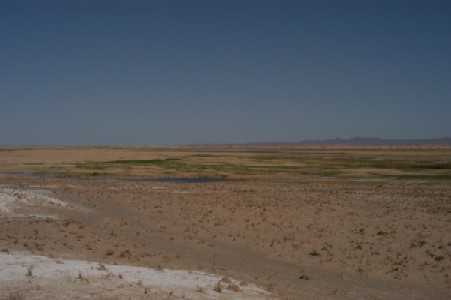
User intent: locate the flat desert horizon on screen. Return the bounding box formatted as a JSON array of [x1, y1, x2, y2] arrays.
[[1, 145, 450, 299]]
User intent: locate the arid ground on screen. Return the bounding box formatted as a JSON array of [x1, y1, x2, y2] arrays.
[[1, 146, 450, 299]]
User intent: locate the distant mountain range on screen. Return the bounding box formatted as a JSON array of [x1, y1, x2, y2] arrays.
[[246, 137, 451, 146]]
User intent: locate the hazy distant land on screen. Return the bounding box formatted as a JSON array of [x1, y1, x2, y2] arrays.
[[234, 137, 451, 147]]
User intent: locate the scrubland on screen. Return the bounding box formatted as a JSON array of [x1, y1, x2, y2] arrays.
[[0, 146, 450, 299]]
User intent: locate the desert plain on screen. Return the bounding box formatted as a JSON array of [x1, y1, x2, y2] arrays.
[[0, 145, 450, 299]]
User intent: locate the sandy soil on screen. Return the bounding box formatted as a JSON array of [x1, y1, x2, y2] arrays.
[[0, 147, 450, 299], [1, 176, 450, 299], [0, 184, 272, 299]]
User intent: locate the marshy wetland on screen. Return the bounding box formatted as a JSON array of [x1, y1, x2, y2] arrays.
[[1, 146, 450, 299]]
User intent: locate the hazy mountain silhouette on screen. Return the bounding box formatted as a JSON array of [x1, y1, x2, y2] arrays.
[[245, 137, 451, 146]]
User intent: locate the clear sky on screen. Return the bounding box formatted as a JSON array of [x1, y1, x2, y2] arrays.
[[1, 0, 450, 146]]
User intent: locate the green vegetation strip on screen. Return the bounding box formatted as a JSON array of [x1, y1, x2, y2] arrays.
[[72, 154, 451, 179]]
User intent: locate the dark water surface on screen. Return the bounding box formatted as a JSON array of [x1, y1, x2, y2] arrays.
[[121, 177, 225, 183], [0, 172, 226, 184]]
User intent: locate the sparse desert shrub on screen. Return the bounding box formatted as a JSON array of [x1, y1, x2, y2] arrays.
[[119, 249, 131, 258], [213, 281, 222, 292], [308, 250, 320, 257], [195, 285, 206, 293], [410, 240, 423, 248], [26, 265, 33, 277], [376, 230, 388, 236], [220, 276, 232, 284], [239, 281, 248, 286], [227, 284, 241, 292], [435, 255, 445, 262], [266, 282, 275, 292], [354, 242, 363, 250]]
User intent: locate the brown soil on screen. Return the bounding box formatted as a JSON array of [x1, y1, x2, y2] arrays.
[[1, 147, 450, 299]]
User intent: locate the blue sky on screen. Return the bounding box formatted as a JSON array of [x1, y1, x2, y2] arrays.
[[1, 0, 450, 145]]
